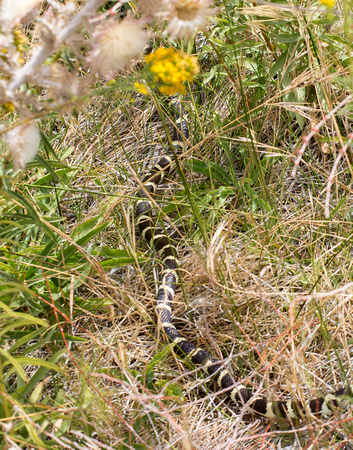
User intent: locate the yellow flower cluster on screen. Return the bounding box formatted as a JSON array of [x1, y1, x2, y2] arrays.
[[143, 47, 199, 95], [134, 82, 149, 95], [320, 0, 334, 7], [2, 102, 15, 112]]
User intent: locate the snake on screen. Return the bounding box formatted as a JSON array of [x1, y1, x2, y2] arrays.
[[134, 97, 351, 420]]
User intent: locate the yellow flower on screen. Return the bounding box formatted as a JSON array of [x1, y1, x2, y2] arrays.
[[320, 0, 334, 7], [2, 102, 15, 112], [134, 82, 149, 95], [144, 47, 198, 95], [159, 84, 185, 95]]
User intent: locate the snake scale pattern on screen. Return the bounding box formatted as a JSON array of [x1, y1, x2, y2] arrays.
[[135, 98, 351, 420]]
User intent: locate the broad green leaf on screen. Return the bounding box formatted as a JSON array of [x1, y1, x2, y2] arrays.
[[28, 382, 44, 404], [30, 167, 79, 187], [25, 239, 59, 280], [6, 329, 87, 349], [0, 348, 27, 381], [0, 300, 48, 326], [11, 357, 64, 373], [62, 221, 111, 260], [81, 387, 93, 409], [185, 159, 232, 185], [0, 318, 47, 338], [100, 255, 145, 268], [274, 32, 301, 43], [95, 247, 136, 259], [15, 349, 66, 400], [268, 50, 288, 80]]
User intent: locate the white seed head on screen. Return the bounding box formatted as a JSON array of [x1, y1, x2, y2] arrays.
[[88, 21, 147, 77], [0, 0, 40, 26], [6, 123, 40, 170], [166, 0, 213, 40]]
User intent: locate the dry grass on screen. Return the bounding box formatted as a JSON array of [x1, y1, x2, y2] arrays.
[[56, 87, 353, 448], [42, 3, 353, 448]]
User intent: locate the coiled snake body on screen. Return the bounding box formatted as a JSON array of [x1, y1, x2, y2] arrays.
[[135, 98, 350, 420]]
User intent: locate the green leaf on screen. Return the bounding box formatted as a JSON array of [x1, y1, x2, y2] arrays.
[[30, 167, 78, 187], [0, 318, 46, 338], [185, 159, 232, 185], [12, 357, 64, 373], [0, 300, 48, 327], [0, 348, 28, 381], [28, 382, 44, 404], [100, 251, 146, 268], [274, 33, 301, 43], [80, 387, 93, 409], [15, 349, 66, 400], [145, 349, 169, 389], [330, 196, 347, 217], [0, 189, 56, 240], [25, 239, 59, 280], [63, 221, 111, 260], [268, 50, 288, 79], [6, 330, 88, 345], [40, 131, 58, 160]]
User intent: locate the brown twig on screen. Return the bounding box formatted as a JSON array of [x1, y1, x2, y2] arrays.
[[291, 94, 352, 177], [324, 134, 353, 217]]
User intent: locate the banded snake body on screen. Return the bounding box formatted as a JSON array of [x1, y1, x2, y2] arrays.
[[134, 97, 351, 420]]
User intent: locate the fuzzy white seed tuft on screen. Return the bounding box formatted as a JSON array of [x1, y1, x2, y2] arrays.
[[166, 0, 213, 40], [88, 21, 147, 77], [0, 0, 40, 26], [6, 123, 40, 170]]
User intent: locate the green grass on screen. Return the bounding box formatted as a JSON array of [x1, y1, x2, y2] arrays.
[[1, 0, 353, 448]]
